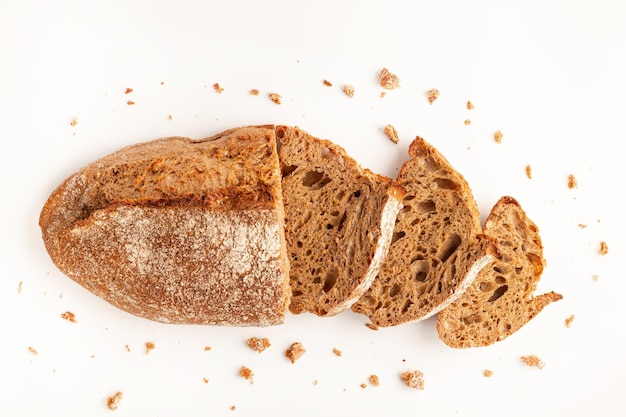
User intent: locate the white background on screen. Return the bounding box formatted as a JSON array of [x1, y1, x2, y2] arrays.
[[1, 1, 625, 416]]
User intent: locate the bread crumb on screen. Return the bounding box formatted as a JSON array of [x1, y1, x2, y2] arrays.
[[464, 119, 471, 125], [70, 118, 78, 127], [343, 84, 355, 98], [285, 342, 306, 364], [28, 346, 38, 356], [322, 79, 333, 87], [383, 124, 399, 144], [369, 374, 379, 386], [360, 383, 367, 389], [269, 92, 282, 104], [565, 314, 575, 328], [202, 377, 209, 384], [124, 88, 133, 94], [483, 369, 493, 377], [231, 405, 236, 411], [525, 165, 532, 179], [592, 274, 599, 281], [380, 91, 386, 98], [247, 337, 271, 353], [365, 323, 379, 331], [124, 344, 131, 352], [379, 68, 400, 89], [332, 348, 342, 357], [494, 130, 503, 143], [167, 114, 173, 120], [467, 100, 474, 110], [145, 342, 155, 354], [313, 379, 318, 386], [250, 89, 260, 96], [600, 241, 609, 255], [17, 281, 23, 294], [520, 355, 545, 369], [204, 345, 212, 351], [107, 391, 123, 411], [426, 88, 439, 104], [567, 174, 577, 189], [126, 100, 135, 106], [213, 83, 224, 93], [401, 370, 424, 389], [578, 223, 587, 228], [60, 311, 76, 323], [240, 366, 254, 384]]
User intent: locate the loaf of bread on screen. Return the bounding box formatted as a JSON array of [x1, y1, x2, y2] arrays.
[[352, 137, 496, 326], [436, 196, 563, 347], [39, 126, 291, 326], [276, 126, 404, 316]]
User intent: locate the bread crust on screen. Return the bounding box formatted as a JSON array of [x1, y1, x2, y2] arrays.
[[39, 126, 291, 326]]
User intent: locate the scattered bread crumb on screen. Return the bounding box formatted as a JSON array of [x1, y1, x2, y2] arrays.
[[202, 377, 209, 384], [269, 92, 282, 104], [343, 84, 355, 98], [520, 355, 545, 369], [525, 165, 532, 179], [578, 223, 587, 229], [60, 311, 76, 323], [145, 342, 155, 354], [313, 379, 318, 386], [250, 89, 260, 96], [494, 130, 503, 143], [17, 281, 23, 294], [401, 370, 424, 390], [380, 91, 386, 98], [285, 342, 306, 364], [467, 100, 474, 110], [124, 345, 131, 352], [360, 383, 367, 389], [464, 119, 471, 125], [365, 323, 379, 331], [600, 241, 609, 255], [369, 374, 380, 386], [240, 366, 254, 384], [213, 83, 224, 93], [124, 88, 133, 94], [231, 405, 236, 411], [483, 369, 493, 377], [322, 79, 333, 87], [567, 174, 577, 189], [247, 337, 271, 353], [384, 124, 399, 144], [332, 348, 342, 357], [204, 345, 212, 351], [565, 314, 575, 328], [28, 346, 38, 356], [107, 391, 123, 411], [126, 100, 135, 106], [167, 114, 173, 120], [426, 88, 439, 104], [70, 118, 78, 127], [592, 274, 599, 281], [379, 68, 400, 89]]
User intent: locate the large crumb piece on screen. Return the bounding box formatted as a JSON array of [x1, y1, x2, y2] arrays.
[[520, 355, 545, 369], [145, 342, 155, 354], [60, 311, 76, 323], [107, 391, 123, 411], [379, 68, 400, 89], [343, 84, 355, 98], [600, 241, 609, 255], [269, 92, 282, 104], [494, 130, 503, 143], [369, 374, 380, 386], [383, 124, 399, 144], [568, 174, 577, 189], [247, 337, 271, 353], [240, 366, 254, 384], [401, 370, 424, 389], [426, 88, 439, 104], [285, 342, 306, 364]]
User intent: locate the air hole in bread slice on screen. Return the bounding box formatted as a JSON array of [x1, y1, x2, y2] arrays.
[[437, 233, 462, 263], [323, 267, 339, 293], [302, 170, 332, 189], [391, 231, 406, 244], [411, 260, 430, 282], [282, 164, 298, 177], [389, 284, 401, 298], [418, 200, 436, 213], [433, 178, 460, 191], [488, 285, 508, 302]]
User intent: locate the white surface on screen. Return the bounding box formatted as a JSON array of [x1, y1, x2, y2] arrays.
[[1, 1, 625, 416]]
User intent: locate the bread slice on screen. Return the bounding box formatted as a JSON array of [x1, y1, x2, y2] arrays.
[[39, 125, 291, 326], [276, 125, 404, 316], [352, 136, 495, 326], [436, 196, 563, 347]]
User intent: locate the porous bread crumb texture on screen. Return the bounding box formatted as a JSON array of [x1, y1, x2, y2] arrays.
[[107, 391, 123, 411], [401, 370, 424, 389], [247, 337, 271, 353], [277, 125, 403, 316], [427, 88, 439, 104], [343, 84, 355, 97], [600, 241, 609, 255], [285, 342, 306, 364], [352, 136, 492, 326], [39, 126, 290, 327], [380, 68, 400, 89], [521, 354, 545, 369], [437, 196, 563, 348], [240, 366, 254, 383], [384, 124, 399, 144]]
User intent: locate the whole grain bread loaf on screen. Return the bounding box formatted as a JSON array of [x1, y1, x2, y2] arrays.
[[39, 126, 291, 326], [352, 137, 495, 326], [276, 125, 404, 316], [436, 196, 562, 347]]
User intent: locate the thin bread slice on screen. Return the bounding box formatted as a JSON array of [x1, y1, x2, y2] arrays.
[[436, 196, 563, 347], [276, 125, 404, 316], [352, 136, 495, 326], [39, 126, 291, 326]]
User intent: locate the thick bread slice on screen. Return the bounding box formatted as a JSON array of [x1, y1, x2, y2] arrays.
[[436, 196, 563, 347], [276, 125, 404, 316], [39, 125, 291, 326], [352, 136, 495, 326]]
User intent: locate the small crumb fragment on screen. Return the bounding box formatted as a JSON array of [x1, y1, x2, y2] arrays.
[[145, 342, 155, 354], [520, 355, 545, 369], [383, 124, 399, 144], [285, 342, 306, 364], [17, 281, 23, 294], [167, 114, 173, 120], [250, 89, 260, 96], [204, 345, 212, 351], [401, 370, 424, 389], [61, 311, 76, 323], [332, 348, 342, 357], [107, 391, 123, 411], [124, 345, 131, 353], [360, 383, 367, 389], [213, 83, 224, 93], [240, 366, 254, 384], [269, 92, 282, 104], [483, 369, 493, 377], [322, 79, 332, 87], [28, 346, 38, 356], [565, 314, 575, 328], [380, 91, 386, 98], [70, 118, 78, 127], [578, 224, 587, 229], [124, 87, 133, 94], [365, 323, 379, 331], [369, 374, 380, 386], [600, 241, 609, 255], [247, 337, 271, 353], [343, 84, 355, 98], [592, 274, 599, 281], [568, 174, 577, 189], [202, 377, 209, 384], [467, 100, 474, 110], [127, 100, 135, 106], [313, 379, 318, 386], [426, 88, 439, 104], [380, 68, 400, 89], [464, 119, 471, 125], [494, 130, 503, 143], [230, 405, 236, 411], [525, 165, 532, 179]]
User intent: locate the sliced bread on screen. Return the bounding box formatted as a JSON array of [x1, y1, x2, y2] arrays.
[[352, 136, 496, 326], [39, 126, 291, 326], [276, 125, 404, 316], [436, 196, 563, 347]]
